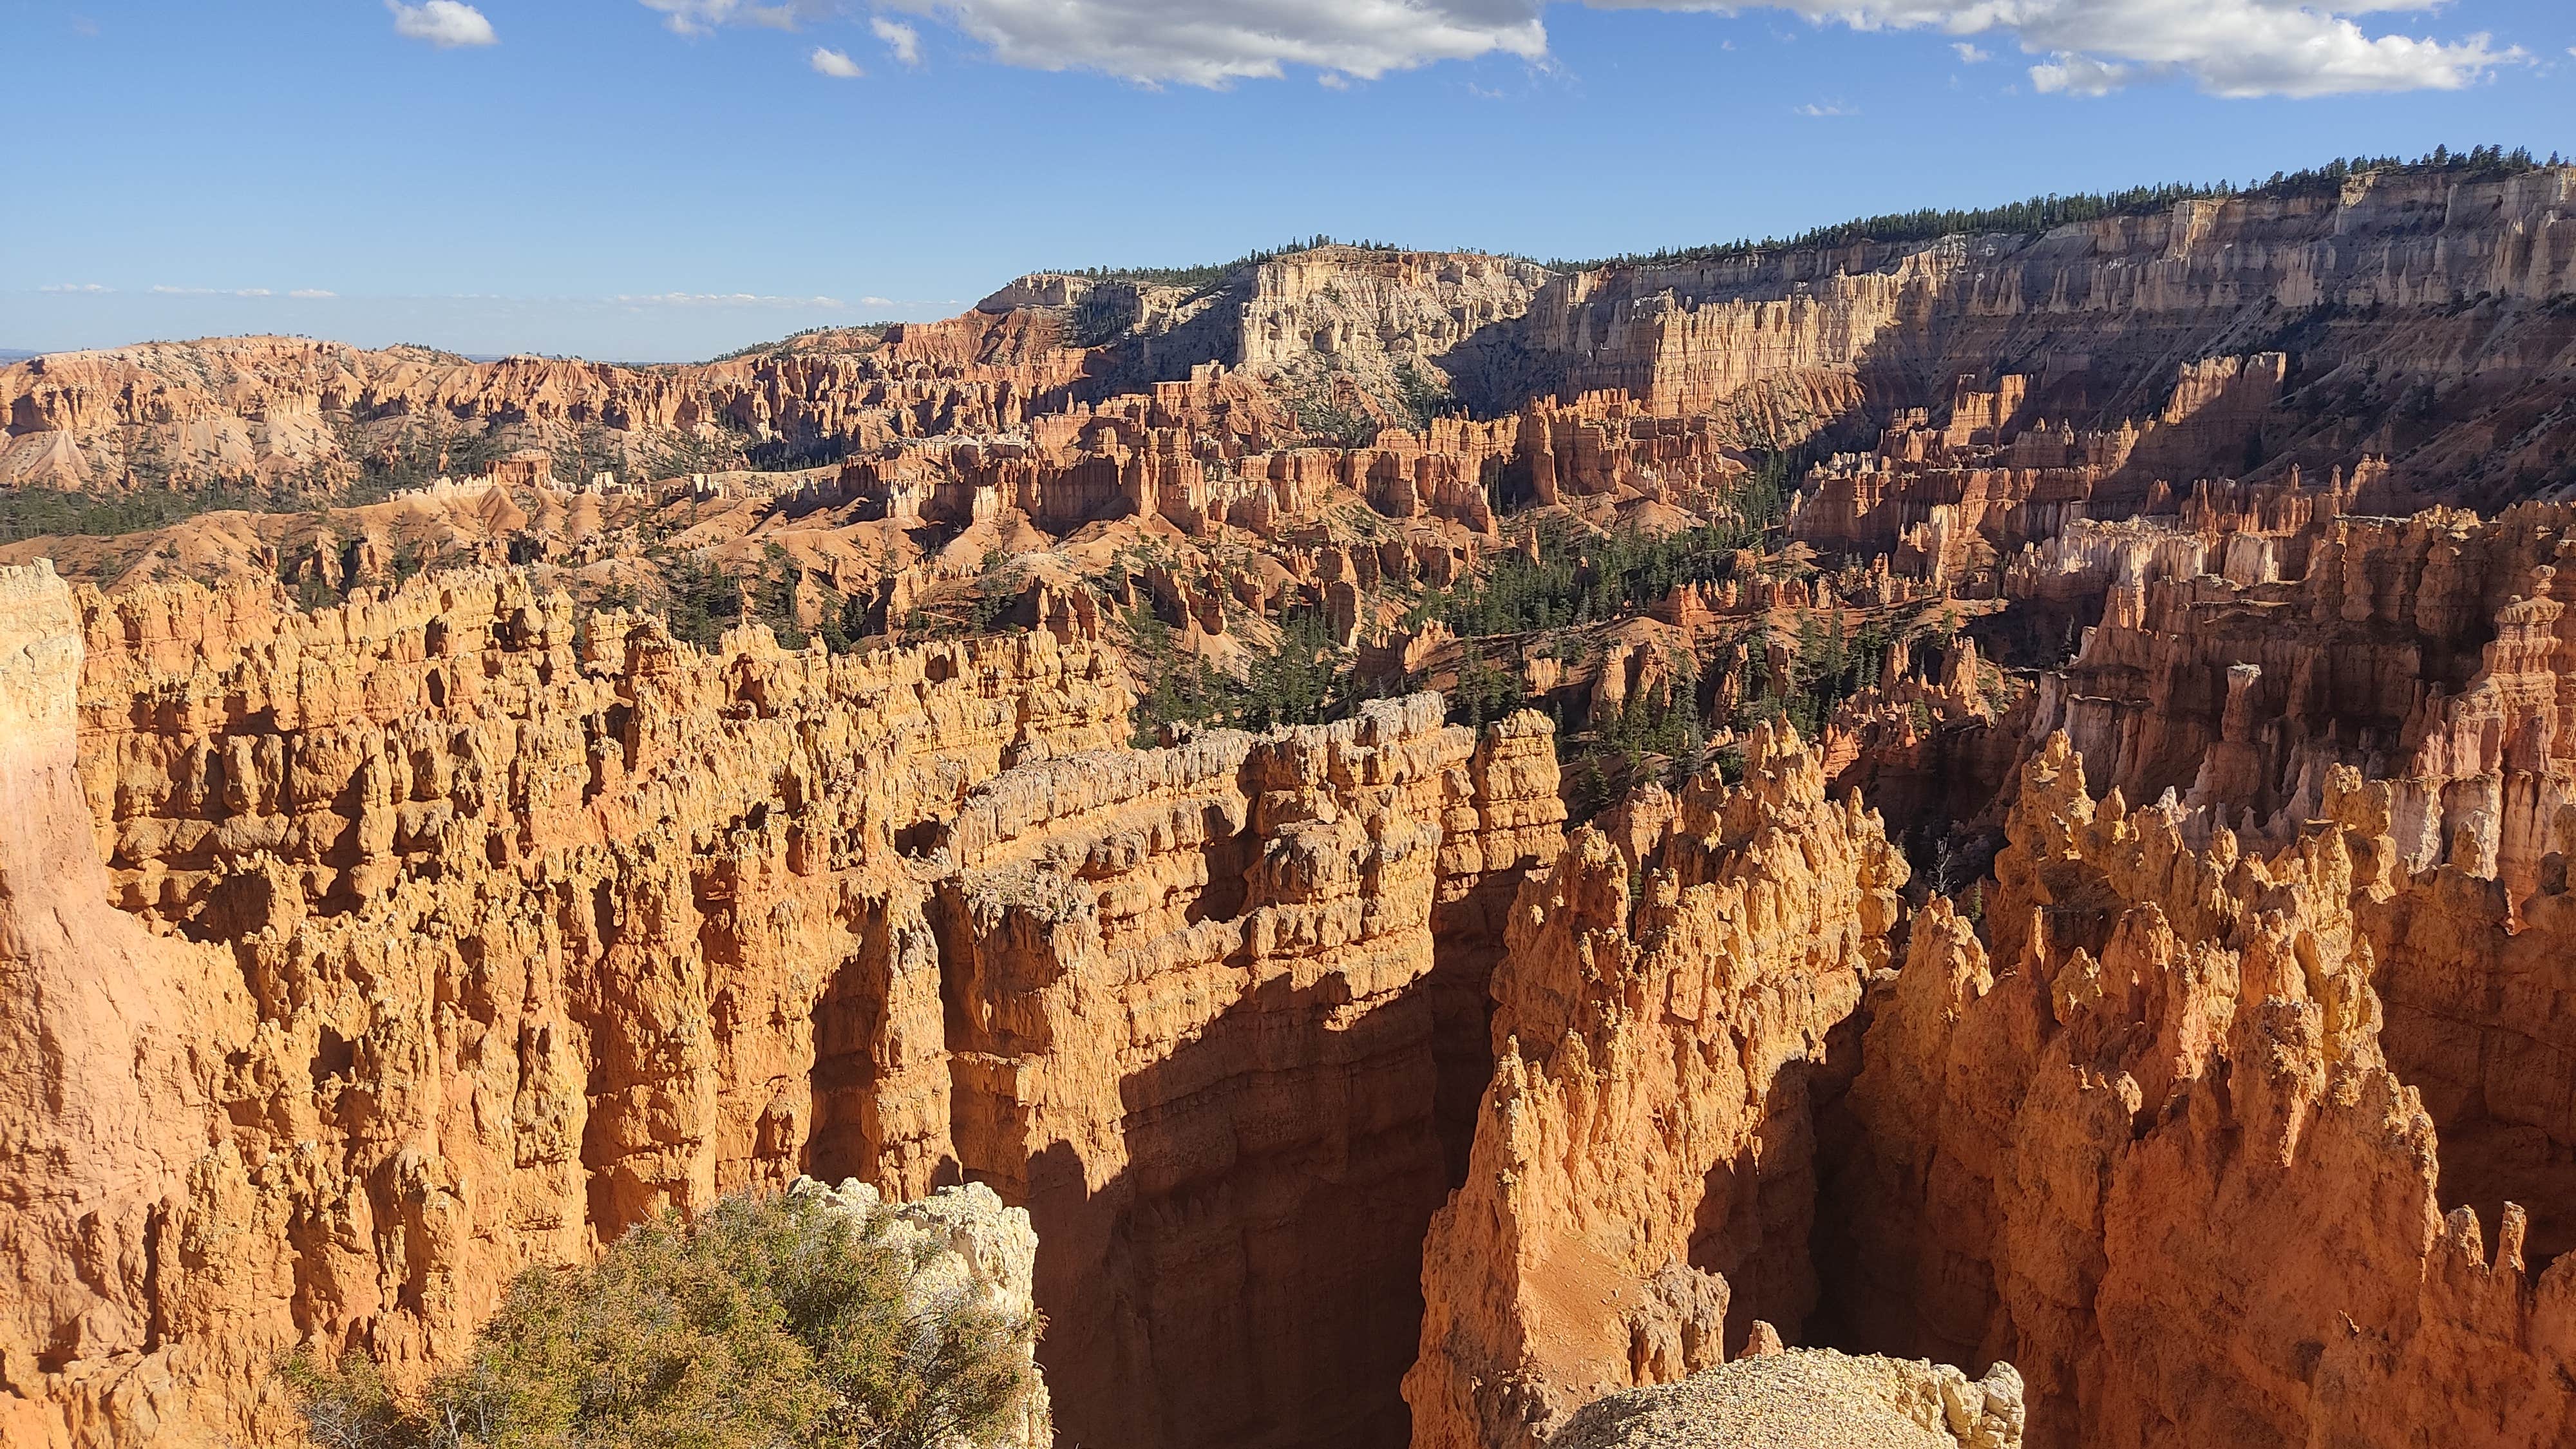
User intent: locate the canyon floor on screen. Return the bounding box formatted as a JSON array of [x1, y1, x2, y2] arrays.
[[5, 154, 2576, 1449]]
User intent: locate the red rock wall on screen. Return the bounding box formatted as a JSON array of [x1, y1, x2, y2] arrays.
[[0, 560, 1572, 1449], [1822, 734, 2576, 1449], [1405, 722, 1909, 1449], [929, 701, 1562, 1449], [1, 564, 1135, 1446]]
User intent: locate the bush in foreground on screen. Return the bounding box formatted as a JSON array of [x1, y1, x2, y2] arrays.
[[286, 1184, 1041, 1449]]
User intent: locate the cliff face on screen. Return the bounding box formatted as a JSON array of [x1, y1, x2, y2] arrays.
[[0, 557, 1568, 1449], [2023, 501, 2576, 903], [929, 701, 1562, 1448], [0, 320, 1095, 488], [8, 162, 2576, 1449], [1405, 723, 1908, 1449], [1482, 169, 2576, 500], [16, 167, 2571, 506], [1, 560, 1134, 1444], [0, 562, 232, 1446], [1822, 734, 2576, 1449]]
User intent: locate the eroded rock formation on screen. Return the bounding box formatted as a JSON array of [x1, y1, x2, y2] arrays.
[[7, 158, 2576, 1449], [1823, 734, 2576, 1448], [0, 558, 1569, 1449], [1556, 1349, 2024, 1449], [1406, 722, 1908, 1449]]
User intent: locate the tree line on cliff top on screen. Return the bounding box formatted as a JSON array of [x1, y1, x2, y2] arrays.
[[1552, 145, 2549, 270], [1041, 147, 2553, 289]]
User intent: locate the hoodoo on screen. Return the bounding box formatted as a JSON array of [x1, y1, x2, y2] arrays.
[[6, 140, 2576, 1449]]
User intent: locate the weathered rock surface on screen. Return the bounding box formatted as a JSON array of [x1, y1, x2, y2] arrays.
[[2023, 501, 2576, 904], [792, 1176, 1053, 1449], [1405, 721, 1908, 1449], [1488, 169, 2576, 503], [1823, 733, 2576, 1448], [930, 698, 1562, 1448], [1, 558, 1134, 1444], [0, 556, 1566, 1449], [1557, 1350, 2024, 1449]]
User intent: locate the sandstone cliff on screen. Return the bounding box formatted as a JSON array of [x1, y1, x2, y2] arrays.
[[2022, 500, 2576, 904], [0, 554, 1570, 1449], [1822, 734, 2576, 1448], [0, 558, 1132, 1444], [1405, 721, 1908, 1449], [1485, 168, 2576, 501]]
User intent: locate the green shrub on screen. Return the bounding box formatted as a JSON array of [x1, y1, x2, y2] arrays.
[[285, 1189, 1038, 1449]]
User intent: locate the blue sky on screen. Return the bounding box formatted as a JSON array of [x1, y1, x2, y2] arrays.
[[3, 0, 2570, 361]]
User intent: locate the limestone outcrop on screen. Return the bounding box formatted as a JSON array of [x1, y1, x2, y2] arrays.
[[2023, 501, 2576, 903], [1488, 169, 2576, 502], [0, 558, 1133, 1445], [792, 1176, 1053, 1449], [8, 158, 2576, 1449], [1556, 1350, 2023, 1449], [929, 699, 1562, 1449]]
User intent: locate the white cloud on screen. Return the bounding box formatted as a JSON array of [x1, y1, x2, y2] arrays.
[[811, 46, 866, 75], [40, 283, 113, 294], [1795, 99, 1855, 114], [1597, 1, 2521, 99], [388, 1, 497, 48], [640, 0, 823, 35], [879, 0, 1548, 86], [2029, 50, 2130, 94], [636, 0, 2527, 97], [614, 292, 853, 308], [150, 285, 279, 298], [873, 15, 923, 63], [290, 289, 339, 300]]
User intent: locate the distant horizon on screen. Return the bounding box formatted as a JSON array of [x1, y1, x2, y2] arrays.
[[11, 94, 2573, 365]]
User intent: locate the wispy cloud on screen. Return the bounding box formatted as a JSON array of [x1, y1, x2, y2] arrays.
[[387, 1, 497, 48], [151, 285, 279, 298], [732, 1, 2532, 97], [810, 46, 865, 77], [1794, 100, 1856, 116], [640, 1, 824, 36], [613, 292, 854, 308], [41, 283, 114, 294], [290, 289, 339, 300], [1600, 0, 2525, 99], [873, 15, 923, 65], [2029, 52, 2130, 95]]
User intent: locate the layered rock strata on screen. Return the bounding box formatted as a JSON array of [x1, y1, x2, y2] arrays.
[[1823, 734, 2576, 1448], [1405, 722, 1909, 1449], [1492, 169, 2576, 500], [2023, 502, 2576, 903], [1, 560, 1133, 1445], [0, 558, 1569, 1449], [927, 700, 1564, 1449]]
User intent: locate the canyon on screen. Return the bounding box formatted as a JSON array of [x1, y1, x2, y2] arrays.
[[5, 156, 2576, 1449]]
